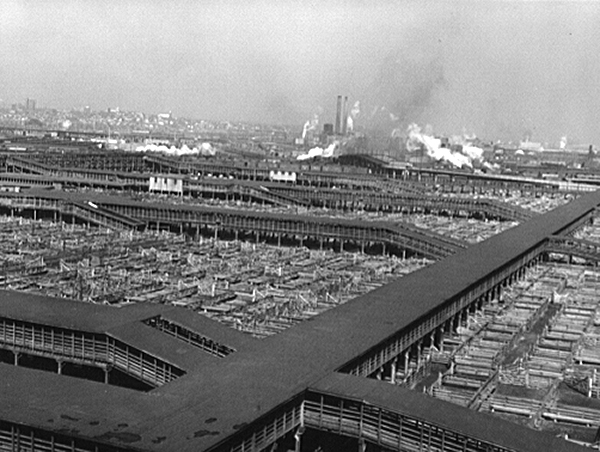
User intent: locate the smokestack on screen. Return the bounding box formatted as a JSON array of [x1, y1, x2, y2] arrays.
[[335, 95, 342, 135], [342, 96, 348, 135]]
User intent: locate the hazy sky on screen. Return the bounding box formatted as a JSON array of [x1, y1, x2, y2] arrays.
[[2, 1, 600, 144]]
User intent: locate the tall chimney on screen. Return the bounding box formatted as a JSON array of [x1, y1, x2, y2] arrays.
[[342, 96, 349, 135], [335, 95, 342, 135]]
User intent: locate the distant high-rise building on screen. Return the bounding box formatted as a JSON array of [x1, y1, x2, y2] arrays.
[[334, 95, 350, 135], [341, 96, 348, 135], [25, 98, 36, 111], [334, 96, 342, 135]]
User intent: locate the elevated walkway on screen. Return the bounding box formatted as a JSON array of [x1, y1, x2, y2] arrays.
[[70, 201, 145, 231], [5, 155, 51, 175], [0, 191, 464, 260], [305, 373, 587, 452], [268, 186, 534, 221], [0, 316, 185, 388], [546, 235, 600, 262]]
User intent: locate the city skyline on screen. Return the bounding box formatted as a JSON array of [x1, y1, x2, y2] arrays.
[[2, 1, 600, 144]]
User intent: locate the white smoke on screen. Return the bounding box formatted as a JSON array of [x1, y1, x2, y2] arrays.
[[559, 136, 567, 149], [346, 100, 361, 133], [296, 141, 338, 161], [134, 142, 216, 156], [346, 115, 354, 133], [198, 142, 216, 156], [405, 123, 480, 168], [462, 145, 484, 161], [301, 110, 321, 140], [350, 101, 361, 118], [301, 121, 310, 140]]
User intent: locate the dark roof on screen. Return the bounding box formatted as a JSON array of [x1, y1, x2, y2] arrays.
[[0, 291, 256, 372], [0, 290, 164, 332], [311, 373, 588, 452], [1, 190, 599, 451], [0, 363, 166, 451]]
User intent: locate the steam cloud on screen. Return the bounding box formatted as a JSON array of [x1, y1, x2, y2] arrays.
[[405, 123, 486, 169], [559, 136, 567, 150], [346, 100, 361, 133], [134, 142, 216, 156], [301, 109, 322, 140], [296, 141, 338, 161]]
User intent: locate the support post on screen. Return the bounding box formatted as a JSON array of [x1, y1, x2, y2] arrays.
[[358, 438, 367, 452], [294, 426, 305, 452], [429, 332, 435, 357]]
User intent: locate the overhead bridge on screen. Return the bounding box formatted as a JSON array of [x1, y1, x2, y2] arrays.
[[266, 185, 534, 222], [0, 191, 144, 231], [187, 180, 311, 208], [303, 373, 586, 452], [0, 315, 185, 388], [545, 234, 600, 263], [70, 201, 146, 231], [98, 197, 466, 260], [0, 191, 466, 260], [5, 152, 147, 173], [3, 158, 150, 190], [214, 373, 585, 452]]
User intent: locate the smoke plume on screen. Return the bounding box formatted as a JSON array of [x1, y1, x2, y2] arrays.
[[296, 141, 338, 161], [406, 123, 486, 169], [134, 143, 216, 156], [301, 110, 321, 140]]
